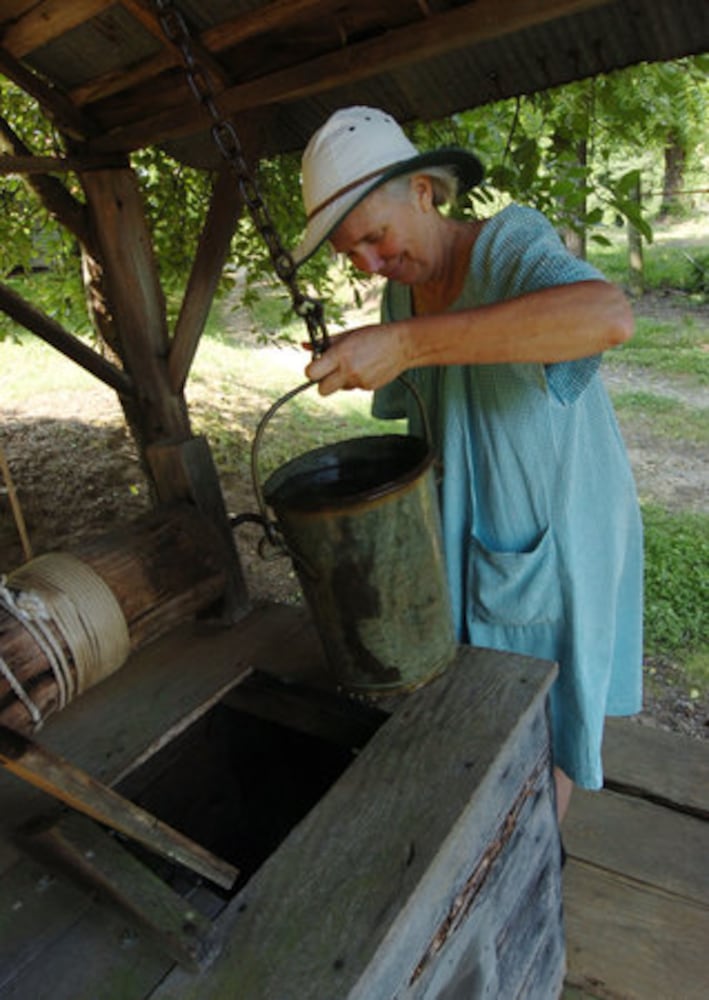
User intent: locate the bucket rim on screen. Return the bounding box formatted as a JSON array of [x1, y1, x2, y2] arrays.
[[263, 433, 435, 513]]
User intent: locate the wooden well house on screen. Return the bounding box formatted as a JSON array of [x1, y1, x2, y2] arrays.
[[1, 3, 708, 998]]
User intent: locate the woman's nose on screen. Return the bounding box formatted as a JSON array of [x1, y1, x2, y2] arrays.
[[353, 245, 385, 274]]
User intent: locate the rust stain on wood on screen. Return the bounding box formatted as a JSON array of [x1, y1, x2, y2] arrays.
[[409, 754, 549, 985]]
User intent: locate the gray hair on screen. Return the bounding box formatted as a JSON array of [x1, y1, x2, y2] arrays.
[[380, 167, 459, 207]]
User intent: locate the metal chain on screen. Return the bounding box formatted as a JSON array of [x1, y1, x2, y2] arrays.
[[152, 0, 330, 354]]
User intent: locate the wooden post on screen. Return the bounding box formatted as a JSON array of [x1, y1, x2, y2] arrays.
[[79, 165, 249, 615], [79, 167, 191, 450]]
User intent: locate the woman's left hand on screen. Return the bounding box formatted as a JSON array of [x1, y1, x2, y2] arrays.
[[305, 322, 407, 396]]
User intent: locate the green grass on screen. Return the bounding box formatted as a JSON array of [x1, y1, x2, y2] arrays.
[[605, 315, 708, 381], [610, 392, 708, 445], [642, 504, 709, 674], [187, 335, 403, 481], [589, 235, 709, 299], [0, 334, 102, 400]]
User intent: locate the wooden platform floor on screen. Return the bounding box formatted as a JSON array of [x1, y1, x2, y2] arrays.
[[561, 718, 709, 1000], [1, 606, 708, 998]]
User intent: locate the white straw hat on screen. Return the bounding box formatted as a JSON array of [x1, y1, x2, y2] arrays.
[[293, 106, 484, 266]]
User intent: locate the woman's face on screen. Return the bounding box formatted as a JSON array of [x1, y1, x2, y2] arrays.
[[330, 177, 436, 284]]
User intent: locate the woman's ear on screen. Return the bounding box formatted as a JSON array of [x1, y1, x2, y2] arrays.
[[410, 174, 434, 212]]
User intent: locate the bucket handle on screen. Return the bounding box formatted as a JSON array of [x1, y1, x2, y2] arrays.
[[250, 375, 432, 550]]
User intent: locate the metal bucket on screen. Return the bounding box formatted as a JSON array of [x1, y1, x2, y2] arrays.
[[251, 379, 456, 697]]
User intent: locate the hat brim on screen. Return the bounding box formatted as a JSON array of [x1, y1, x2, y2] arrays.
[[293, 147, 484, 267]]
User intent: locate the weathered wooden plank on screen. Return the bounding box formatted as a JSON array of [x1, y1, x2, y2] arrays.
[[401, 771, 563, 1000], [563, 786, 709, 906], [602, 717, 709, 817], [150, 647, 558, 999], [0, 871, 222, 1000], [20, 812, 219, 970], [0, 604, 313, 870], [564, 861, 709, 1000], [0, 850, 92, 991], [2, 0, 111, 58], [0, 46, 97, 141]]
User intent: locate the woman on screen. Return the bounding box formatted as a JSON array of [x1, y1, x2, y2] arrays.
[[295, 106, 643, 821]]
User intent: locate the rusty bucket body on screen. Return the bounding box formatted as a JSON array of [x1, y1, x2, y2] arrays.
[[254, 381, 456, 697]]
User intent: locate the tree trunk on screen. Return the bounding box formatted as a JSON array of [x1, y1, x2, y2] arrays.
[[627, 174, 644, 297], [658, 130, 687, 221]]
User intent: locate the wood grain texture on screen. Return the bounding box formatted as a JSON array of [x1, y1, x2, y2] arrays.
[[564, 861, 709, 1000], [20, 812, 220, 970], [0, 505, 230, 734], [602, 716, 709, 817], [0, 604, 310, 865], [564, 787, 709, 904], [151, 646, 558, 999]]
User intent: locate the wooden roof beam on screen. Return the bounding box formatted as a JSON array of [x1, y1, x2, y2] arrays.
[[90, 0, 612, 154], [68, 0, 335, 109], [0, 152, 127, 175], [0, 0, 112, 59], [0, 45, 98, 140]]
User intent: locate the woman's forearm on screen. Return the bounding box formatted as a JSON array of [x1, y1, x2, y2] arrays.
[[402, 280, 634, 368], [306, 280, 633, 394]]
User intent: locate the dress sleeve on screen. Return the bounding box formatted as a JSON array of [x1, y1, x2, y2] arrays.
[[476, 205, 606, 405]]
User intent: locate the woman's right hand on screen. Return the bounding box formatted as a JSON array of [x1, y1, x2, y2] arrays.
[[305, 322, 408, 395]]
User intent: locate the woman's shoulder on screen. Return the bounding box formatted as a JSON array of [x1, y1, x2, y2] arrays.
[[470, 202, 601, 297], [476, 203, 558, 254]]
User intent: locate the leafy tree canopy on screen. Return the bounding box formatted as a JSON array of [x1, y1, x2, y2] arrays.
[[1, 55, 707, 341]]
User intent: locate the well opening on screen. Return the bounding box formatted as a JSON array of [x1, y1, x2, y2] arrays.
[[115, 683, 385, 897]]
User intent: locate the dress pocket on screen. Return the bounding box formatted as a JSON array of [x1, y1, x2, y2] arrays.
[[469, 526, 562, 627]]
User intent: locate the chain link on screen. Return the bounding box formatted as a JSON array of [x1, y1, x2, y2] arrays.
[[152, 0, 330, 354]]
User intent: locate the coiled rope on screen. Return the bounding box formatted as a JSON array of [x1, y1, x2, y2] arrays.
[[0, 552, 130, 729]]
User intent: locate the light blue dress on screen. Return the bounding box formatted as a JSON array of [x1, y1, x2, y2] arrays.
[[373, 204, 643, 789]]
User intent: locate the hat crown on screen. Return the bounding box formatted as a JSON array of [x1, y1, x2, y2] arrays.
[[301, 106, 419, 217]]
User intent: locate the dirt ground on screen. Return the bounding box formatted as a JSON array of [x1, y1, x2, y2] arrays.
[[1, 291, 707, 742]]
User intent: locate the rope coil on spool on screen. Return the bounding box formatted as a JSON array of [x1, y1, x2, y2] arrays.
[[0, 553, 130, 729]]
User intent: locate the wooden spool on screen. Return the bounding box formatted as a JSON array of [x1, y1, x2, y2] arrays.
[[0, 504, 229, 734]]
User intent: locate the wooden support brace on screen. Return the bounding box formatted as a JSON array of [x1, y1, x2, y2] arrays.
[[0, 280, 134, 397], [19, 811, 221, 972], [168, 163, 244, 395], [0, 725, 238, 891]]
